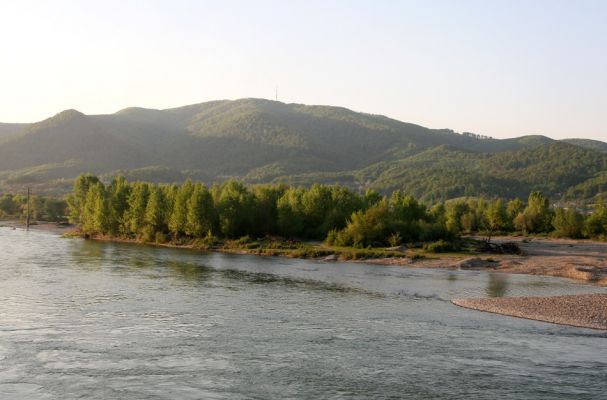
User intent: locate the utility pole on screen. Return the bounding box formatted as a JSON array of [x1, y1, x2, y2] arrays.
[[26, 187, 30, 231]]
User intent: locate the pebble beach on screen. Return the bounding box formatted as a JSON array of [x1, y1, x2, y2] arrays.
[[453, 294, 607, 330]]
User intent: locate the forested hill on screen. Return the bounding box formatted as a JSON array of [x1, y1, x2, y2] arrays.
[[0, 98, 606, 202], [561, 138, 607, 153]]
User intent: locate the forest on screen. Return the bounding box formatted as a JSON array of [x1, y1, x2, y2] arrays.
[[61, 175, 607, 250]]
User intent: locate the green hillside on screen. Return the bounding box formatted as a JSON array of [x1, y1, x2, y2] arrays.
[[0, 98, 605, 202], [561, 138, 607, 153]]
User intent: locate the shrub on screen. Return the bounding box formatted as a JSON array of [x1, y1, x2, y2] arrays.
[[423, 240, 460, 253], [141, 226, 156, 243], [236, 235, 252, 245], [155, 232, 168, 243], [388, 232, 402, 247]]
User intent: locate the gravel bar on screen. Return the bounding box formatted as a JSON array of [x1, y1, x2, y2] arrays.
[[452, 294, 607, 330]]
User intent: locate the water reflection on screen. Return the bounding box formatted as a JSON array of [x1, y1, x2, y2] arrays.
[[218, 268, 382, 297], [486, 273, 509, 297], [166, 260, 213, 282], [446, 272, 458, 282], [66, 239, 107, 269]]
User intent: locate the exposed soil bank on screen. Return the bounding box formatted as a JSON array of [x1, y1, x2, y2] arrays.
[[452, 294, 607, 330], [366, 236, 607, 286]]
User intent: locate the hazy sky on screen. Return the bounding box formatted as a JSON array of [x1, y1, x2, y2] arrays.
[[1, 0, 605, 140]]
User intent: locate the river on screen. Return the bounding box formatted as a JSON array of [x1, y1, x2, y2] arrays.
[[0, 228, 605, 399]]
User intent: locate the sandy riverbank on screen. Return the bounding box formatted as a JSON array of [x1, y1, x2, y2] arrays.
[[452, 294, 607, 330], [365, 236, 607, 286]]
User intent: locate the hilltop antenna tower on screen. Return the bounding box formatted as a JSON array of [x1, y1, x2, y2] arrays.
[[275, 86, 278, 102]]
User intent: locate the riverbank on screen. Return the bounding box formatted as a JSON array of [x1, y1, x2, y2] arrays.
[[453, 294, 607, 330], [89, 233, 607, 286], [2, 222, 605, 286], [365, 236, 607, 286], [0, 220, 73, 235]]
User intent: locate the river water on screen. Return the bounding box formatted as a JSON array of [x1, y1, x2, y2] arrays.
[[0, 228, 606, 399]]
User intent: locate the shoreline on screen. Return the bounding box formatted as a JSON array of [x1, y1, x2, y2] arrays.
[[0, 220, 73, 235], [3, 221, 605, 286], [91, 234, 607, 286]]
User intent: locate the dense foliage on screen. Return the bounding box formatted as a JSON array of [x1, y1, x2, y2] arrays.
[[0, 193, 67, 221], [68, 175, 607, 247]]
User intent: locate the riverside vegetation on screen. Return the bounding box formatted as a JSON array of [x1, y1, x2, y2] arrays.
[[61, 174, 607, 259]]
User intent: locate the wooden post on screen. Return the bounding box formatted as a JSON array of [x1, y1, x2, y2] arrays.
[[26, 187, 30, 231]]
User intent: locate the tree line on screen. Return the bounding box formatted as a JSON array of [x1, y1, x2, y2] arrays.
[[65, 174, 607, 247], [0, 193, 67, 222]]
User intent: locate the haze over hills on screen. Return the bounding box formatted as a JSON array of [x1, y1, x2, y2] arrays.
[[0, 98, 606, 202], [0, 122, 29, 140]]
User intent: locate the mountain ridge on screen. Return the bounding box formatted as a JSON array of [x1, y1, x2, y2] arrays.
[[0, 98, 605, 201]]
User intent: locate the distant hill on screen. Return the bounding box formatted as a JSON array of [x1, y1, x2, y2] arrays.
[[561, 138, 607, 153], [0, 98, 605, 201], [0, 122, 29, 141]]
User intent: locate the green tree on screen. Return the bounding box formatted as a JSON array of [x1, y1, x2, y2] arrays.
[[169, 179, 193, 238], [125, 182, 150, 236], [67, 174, 100, 224], [27, 196, 45, 221], [81, 182, 108, 235], [552, 208, 585, 238], [251, 184, 285, 236], [43, 198, 67, 222], [336, 199, 392, 247], [107, 175, 132, 235], [460, 211, 477, 234], [300, 185, 334, 238], [506, 198, 524, 230], [0, 194, 18, 217], [144, 186, 168, 239], [584, 199, 607, 238], [185, 183, 215, 237], [0, 193, 19, 217], [390, 190, 426, 242], [445, 201, 469, 234], [326, 186, 363, 233], [215, 180, 255, 238], [521, 191, 553, 233], [277, 187, 306, 237], [484, 199, 508, 242], [363, 189, 382, 208]]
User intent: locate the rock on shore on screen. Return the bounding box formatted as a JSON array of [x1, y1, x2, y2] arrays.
[[452, 294, 607, 330]]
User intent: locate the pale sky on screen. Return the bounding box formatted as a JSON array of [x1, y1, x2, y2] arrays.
[[0, 0, 605, 140]]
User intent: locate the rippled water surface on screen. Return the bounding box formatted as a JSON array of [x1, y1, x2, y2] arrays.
[[0, 228, 606, 399]]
